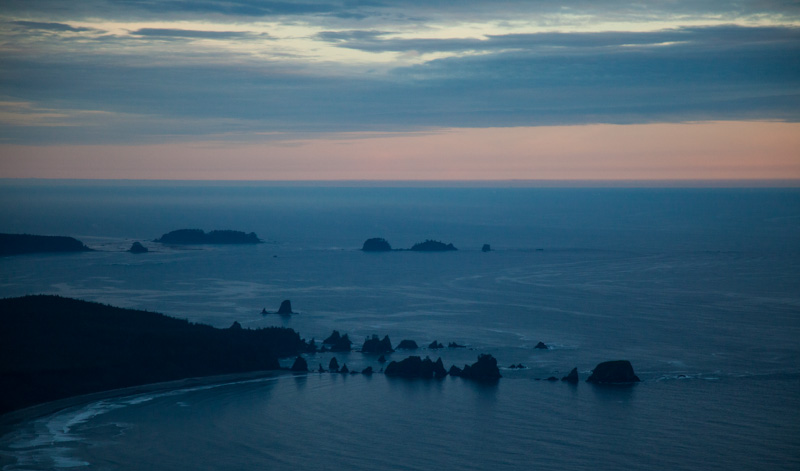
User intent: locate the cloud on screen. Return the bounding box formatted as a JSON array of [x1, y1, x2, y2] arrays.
[[1, 1, 799, 145], [10, 20, 93, 32], [130, 28, 263, 40]]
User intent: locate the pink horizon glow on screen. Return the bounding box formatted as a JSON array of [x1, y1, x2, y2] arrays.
[[1, 121, 798, 181]]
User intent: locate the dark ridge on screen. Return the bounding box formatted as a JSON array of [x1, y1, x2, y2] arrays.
[[0, 295, 306, 414], [361, 237, 392, 252], [0, 233, 92, 256], [154, 229, 262, 244], [409, 240, 457, 251]]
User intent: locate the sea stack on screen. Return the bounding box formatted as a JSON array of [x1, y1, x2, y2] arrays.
[[128, 242, 148, 254], [277, 300, 293, 315], [586, 360, 641, 384]]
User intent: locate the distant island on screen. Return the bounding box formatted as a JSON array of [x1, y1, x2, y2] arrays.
[[0, 233, 92, 256], [410, 240, 457, 251], [360, 238, 458, 252], [0, 295, 306, 414], [362, 237, 392, 252], [154, 229, 262, 244]]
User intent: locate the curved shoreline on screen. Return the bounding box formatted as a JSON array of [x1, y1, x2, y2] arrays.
[[0, 370, 290, 433]]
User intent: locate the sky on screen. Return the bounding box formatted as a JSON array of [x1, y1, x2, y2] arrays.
[[0, 0, 798, 181]]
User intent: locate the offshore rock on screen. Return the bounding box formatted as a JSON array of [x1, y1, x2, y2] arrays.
[[562, 367, 579, 384], [291, 356, 308, 372], [362, 238, 392, 252], [482, 244, 491, 252], [410, 240, 457, 251], [535, 342, 549, 350], [396, 339, 419, 350], [128, 242, 148, 254], [361, 335, 394, 354], [428, 340, 444, 349], [458, 354, 502, 382], [328, 357, 340, 372], [277, 300, 293, 315], [323, 330, 352, 352], [586, 360, 641, 384], [384, 356, 447, 379]]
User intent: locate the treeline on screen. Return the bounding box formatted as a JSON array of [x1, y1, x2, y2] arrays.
[[0, 295, 305, 414]]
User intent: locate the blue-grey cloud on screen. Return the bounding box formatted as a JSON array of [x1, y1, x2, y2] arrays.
[[2, 0, 799, 22], [2, 24, 797, 144], [320, 26, 800, 54], [130, 28, 262, 39], [11, 20, 93, 32]]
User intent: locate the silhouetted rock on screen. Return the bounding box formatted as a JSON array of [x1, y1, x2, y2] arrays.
[[586, 360, 641, 384], [229, 321, 242, 330], [340, 364, 350, 374], [429, 340, 444, 349], [328, 357, 340, 372], [546, 376, 558, 381], [449, 365, 463, 376], [410, 240, 457, 251], [361, 334, 394, 354], [362, 238, 392, 252], [128, 242, 148, 254], [378, 355, 387, 363], [385, 356, 447, 379], [277, 300, 293, 315], [433, 357, 447, 378], [323, 330, 352, 352], [318, 364, 326, 373], [261, 308, 268, 315], [509, 364, 518, 369], [306, 338, 318, 353], [562, 367, 579, 384], [535, 342, 548, 349], [482, 244, 491, 252], [396, 339, 419, 350], [0, 233, 92, 256], [154, 229, 261, 244], [362, 366, 374, 375], [291, 356, 308, 372], [459, 354, 502, 382], [448, 342, 466, 348]]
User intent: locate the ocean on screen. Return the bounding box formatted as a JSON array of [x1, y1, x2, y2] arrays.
[[0, 180, 798, 470]]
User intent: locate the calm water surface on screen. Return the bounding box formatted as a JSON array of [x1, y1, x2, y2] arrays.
[[0, 181, 798, 470]]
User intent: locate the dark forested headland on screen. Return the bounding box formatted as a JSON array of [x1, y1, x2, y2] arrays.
[[0, 233, 92, 256], [0, 295, 305, 414], [154, 229, 262, 244]]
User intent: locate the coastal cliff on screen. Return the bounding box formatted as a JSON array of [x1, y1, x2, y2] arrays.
[[0, 295, 305, 414]]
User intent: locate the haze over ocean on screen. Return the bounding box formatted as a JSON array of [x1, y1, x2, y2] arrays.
[[1, 181, 799, 470]]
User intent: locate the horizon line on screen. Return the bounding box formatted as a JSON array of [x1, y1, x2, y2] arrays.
[[2, 178, 799, 188]]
